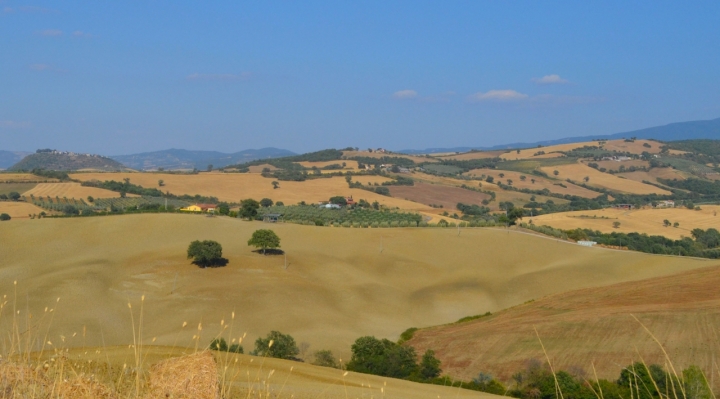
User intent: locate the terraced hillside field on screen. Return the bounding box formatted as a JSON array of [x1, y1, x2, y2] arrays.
[[618, 167, 689, 185], [408, 265, 720, 382], [0, 214, 711, 363], [539, 163, 671, 195], [464, 168, 600, 198], [530, 205, 720, 240]]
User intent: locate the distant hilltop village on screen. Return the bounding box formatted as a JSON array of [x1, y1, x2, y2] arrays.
[[35, 149, 110, 159]]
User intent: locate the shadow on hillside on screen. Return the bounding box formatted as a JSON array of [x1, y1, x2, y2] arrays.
[[192, 258, 229, 268], [252, 249, 285, 256]]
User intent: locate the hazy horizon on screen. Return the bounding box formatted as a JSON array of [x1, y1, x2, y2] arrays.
[[2, 2, 719, 154]]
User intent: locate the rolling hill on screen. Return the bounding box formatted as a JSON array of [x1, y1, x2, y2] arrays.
[[0, 214, 713, 364], [0, 150, 31, 169], [9, 151, 129, 171], [111, 147, 296, 170], [407, 264, 720, 382]]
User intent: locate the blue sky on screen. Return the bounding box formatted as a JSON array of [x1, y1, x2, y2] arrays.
[[1, 1, 719, 154]]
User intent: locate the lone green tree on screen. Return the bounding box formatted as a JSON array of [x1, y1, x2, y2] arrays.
[[248, 229, 281, 254], [0, 213, 10, 221], [260, 198, 274, 208], [419, 349, 442, 379], [187, 240, 224, 267], [253, 331, 299, 359], [271, 181, 280, 189], [239, 199, 260, 220]]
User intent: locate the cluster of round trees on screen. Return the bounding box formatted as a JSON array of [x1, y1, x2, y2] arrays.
[[186, 229, 282, 267]]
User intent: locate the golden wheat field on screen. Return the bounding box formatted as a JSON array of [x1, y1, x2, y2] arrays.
[[1, 214, 713, 365], [22, 182, 137, 199], [408, 265, 720, 384], [0, 173, 59, 183], [592, 159, 650, 172], [341, 150, 438, 163], [603, 138, 661, 154], [530, 205, 720, 239], [539, 163, 671, 195], [499, 142, 589, 160], [618, 167, 689, 184], [71, 172, 423, 207], [464, 168, 600, 198], [0, 201, 47, 218], [435, 150, 507, 161], [296, 160, 360, 170]]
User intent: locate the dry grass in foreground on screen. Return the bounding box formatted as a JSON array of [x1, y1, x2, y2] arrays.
[[0, 288, 493, 399]]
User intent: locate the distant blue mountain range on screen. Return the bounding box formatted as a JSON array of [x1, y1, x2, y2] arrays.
[[399, 117, 720, 154], [109, 148, 297, 170]]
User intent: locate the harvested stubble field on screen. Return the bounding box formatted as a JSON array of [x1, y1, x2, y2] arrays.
[[530, 205, 720, 240], [296, 160, 360, 170], [602, 139, 662, 154], [435, 150, 507, 161], [387, 182, 491, 211], [500, 142, 590, 160], [464, 168, 600, 198], [341, 150, 438, 163], [23, 182, 137, 199], [593, 159, 650, 172], [0, 173, 59, 183], [499, 139, 661, 161], [70, 172, 429, 210], [0, 214, 710, 365], [539, 163, 671, 195], [0, 201, 47, 218], [408, 265, 720, 383], [245, 163, 278, 173], [618, 167, 689, 185]]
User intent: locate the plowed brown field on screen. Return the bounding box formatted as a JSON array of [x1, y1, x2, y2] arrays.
[[388, 182, 491, 210]]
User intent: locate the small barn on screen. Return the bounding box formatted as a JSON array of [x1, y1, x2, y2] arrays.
[[263, 213, 283, 223]]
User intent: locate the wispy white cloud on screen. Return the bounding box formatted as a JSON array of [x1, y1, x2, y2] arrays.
[[72, 30, 92, 38], [0, 120, 32, 129], [37, 29, 63, 36], [468, 89, 529, 102], [533, 74, 569, 85], [392, 89, 419, 99], [185, 72, 251, 81]]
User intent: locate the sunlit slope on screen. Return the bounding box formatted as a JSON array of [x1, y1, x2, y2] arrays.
[[0, 214, 715, 361], [408, 265, 720, 382], [531, 205, 720, 240]]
